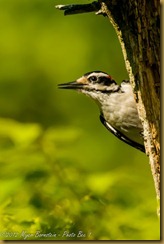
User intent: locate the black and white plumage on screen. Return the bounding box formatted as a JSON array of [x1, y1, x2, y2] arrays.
[[58, 71, 145, 153]]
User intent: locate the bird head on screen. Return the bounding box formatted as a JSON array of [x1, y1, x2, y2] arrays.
[[58, 71, 119, 98]]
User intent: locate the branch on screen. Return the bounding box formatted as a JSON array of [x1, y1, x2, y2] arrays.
[[56, 1, 101, 15]]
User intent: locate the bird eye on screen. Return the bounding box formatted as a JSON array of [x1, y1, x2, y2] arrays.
[[89, 76, 97, 82]]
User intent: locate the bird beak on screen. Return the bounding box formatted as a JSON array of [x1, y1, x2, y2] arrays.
[[58, 78, 86, 90], [58, 81, 83, 89]]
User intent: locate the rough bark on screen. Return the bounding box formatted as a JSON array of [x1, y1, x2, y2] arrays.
[[100, 0, 160, 216]]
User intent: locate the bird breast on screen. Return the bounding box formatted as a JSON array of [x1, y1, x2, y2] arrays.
[[99, 88, 144, 145]]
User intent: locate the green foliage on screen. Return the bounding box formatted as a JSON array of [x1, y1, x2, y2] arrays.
[[0, 0, 160, 241]]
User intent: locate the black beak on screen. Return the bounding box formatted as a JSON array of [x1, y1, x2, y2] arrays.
[[58, 81, 84, 90]]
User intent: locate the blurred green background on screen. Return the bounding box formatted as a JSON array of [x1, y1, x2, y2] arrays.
[[0, 0, 159, 241]]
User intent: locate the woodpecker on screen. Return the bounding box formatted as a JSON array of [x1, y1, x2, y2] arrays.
[[58, 71, 145, 153]]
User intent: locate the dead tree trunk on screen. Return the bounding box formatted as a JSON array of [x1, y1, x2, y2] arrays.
[[56, 0, 160, 216], [100, 0, 160, 216]]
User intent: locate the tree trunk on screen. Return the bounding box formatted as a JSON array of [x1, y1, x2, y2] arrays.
[[100, 0, 160, 216]]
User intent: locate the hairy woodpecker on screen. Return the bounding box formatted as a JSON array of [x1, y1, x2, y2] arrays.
[[58, 71, 145, 153]]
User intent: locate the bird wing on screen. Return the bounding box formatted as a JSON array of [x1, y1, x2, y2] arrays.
[[99, 114, 145, 153]]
